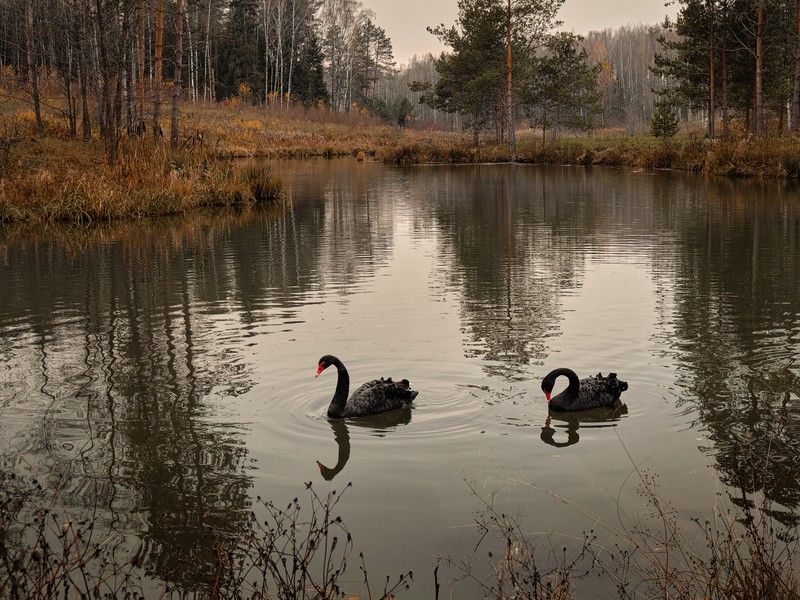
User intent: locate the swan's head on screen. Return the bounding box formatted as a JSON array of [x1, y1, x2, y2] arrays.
[[541, 375, 554, 403], [316, 355, 337, 377]]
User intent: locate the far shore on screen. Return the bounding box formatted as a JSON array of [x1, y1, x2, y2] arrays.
[[3, 102, 800, 224]]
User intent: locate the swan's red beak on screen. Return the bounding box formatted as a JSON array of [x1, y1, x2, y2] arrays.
[[544, 391, 551, 403], [315, 363, 325, 377]]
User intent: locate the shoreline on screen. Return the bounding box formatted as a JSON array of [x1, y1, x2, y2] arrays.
[[3, 104, 800, 224]]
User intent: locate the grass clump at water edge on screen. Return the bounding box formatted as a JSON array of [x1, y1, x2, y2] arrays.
[[0, 139, 283, 224]]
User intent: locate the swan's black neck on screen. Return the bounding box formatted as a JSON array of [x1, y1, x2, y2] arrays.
[[548, 368, 580, 410], [327, 357, 350, 418]]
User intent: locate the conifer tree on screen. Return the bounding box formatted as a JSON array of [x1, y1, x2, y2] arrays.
[[424, 0, 564, 146], [650, 99, 680, 137]]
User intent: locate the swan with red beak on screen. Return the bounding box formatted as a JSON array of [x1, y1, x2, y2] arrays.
[[316, 355, 418, 418]]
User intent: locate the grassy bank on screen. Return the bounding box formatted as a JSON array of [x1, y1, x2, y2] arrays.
[[0, 135, 281, 223], [385, 128, 800, 178], [3, 100, 800, 223]]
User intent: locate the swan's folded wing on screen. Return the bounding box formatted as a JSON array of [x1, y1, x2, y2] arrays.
[[345, 378, 418, 417]]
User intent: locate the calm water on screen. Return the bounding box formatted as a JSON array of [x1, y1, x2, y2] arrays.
[[1, 160, 799, 596]]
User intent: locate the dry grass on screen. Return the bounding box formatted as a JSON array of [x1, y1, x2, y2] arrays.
[[4, 92, 800, 224], [0, 132, 282, 223], [179, 101, 406, 159]]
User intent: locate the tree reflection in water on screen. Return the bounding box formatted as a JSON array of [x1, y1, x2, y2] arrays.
[[2, 161, 800, 593], [0, 211, 275, 591], [659, 180, 800, 523]]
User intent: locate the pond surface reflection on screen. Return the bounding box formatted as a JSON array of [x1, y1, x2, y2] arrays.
[[1, 159, 799, 596]]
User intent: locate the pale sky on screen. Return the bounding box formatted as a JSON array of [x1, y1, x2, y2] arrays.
[[361, 0, 676, 66]]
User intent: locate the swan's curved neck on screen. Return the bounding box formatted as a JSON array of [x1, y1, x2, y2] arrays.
[[550, 368, 580, 409], [327, 358, 350, 418]]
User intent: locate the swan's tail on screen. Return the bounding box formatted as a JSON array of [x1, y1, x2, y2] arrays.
[[601, 372, 628, 396], [607, 373, 628, 388], [397, 378, 419, 400]]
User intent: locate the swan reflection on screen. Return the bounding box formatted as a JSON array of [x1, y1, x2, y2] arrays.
[[540, 404, 628, 448], [316, 408, 413, 480]]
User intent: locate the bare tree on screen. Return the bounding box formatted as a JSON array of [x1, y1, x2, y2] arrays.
[[793, 0, 800, 131], [171, 0, 184, 148], [24, 0, 45, 138], [137, 0, 146, 131], [153, 0, 164, 139], [755, 1, 765, 135], [583, 25, 670, 133]]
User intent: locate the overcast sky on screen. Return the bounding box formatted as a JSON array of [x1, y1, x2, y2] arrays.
[[361, 0, 676, 65]]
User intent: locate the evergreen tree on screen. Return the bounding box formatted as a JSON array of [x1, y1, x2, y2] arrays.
[[355, 20, 396, 103], [654, 0, 797, 137], [292, 29, 330, 106], [422, 0, 565, 145], [217, 0, 263, 100], [426, 0, 509, 142], [394, 97, 414, 126], [522, 31, 601, 143], [650, 99, 680, 137]]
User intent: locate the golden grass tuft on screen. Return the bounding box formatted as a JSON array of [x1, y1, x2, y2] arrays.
[[0, 135, 282, 223]]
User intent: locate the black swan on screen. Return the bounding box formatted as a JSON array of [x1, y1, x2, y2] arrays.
[[541, 368, 628, 412], [316, 355, 418, 418]]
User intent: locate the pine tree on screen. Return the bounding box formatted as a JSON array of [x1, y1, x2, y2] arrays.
[[293, 31, 330, 106], [420, 0, 569, 145], [523, 32, 601, 143], [650, 99, 680, 137]]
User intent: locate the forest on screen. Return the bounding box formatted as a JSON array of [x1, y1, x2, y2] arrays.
[[1, 0, 800, 167]]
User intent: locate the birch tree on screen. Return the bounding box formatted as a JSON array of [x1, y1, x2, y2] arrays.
[[154, 0, 164, 137]]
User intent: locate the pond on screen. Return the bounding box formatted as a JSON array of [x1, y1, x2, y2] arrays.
[[1, 159, 799, 597]]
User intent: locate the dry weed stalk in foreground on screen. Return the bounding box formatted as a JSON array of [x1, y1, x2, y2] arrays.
[[442, 481, 593, 600], [0, 474, 411, 600], [217, 482, 412, 600], [447, 438, 799, 600]]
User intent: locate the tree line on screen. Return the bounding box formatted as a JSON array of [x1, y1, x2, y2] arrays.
[[653, 0, 800, 138], [4, 0, 796, 168], [409, 0, 800, 143], [0, 0, 406, 162]]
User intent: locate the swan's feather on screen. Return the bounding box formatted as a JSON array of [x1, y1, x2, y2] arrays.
[[342, 377, 418, 418], [570, 372, 627, 411]]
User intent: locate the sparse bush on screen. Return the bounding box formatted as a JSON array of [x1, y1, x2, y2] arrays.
[[449, 439, 799, 600], [0, 473, 146, 599], [0, 115, 24, 175], [0, 477, 411, 600], [444, 481, 592, 600], [217, 483, 412, 600], [781, 147, 800, 178]]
